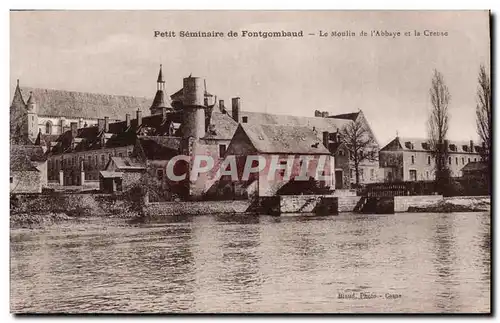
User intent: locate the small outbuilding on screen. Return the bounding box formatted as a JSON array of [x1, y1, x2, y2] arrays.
[[99, 171, 123, 193]]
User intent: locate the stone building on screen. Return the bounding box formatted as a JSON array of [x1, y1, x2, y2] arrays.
[[10, 80, 151, 143], [379, 136, 483, 182], [10, 64, 380, 197], [10, 145, 47, 194], [220, 123, 334, 198]]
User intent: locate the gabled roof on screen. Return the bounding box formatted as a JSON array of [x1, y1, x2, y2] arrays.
[[203, 110, 238, 140], [17, 86, 151, 120], [239, 123, 330, 155], [238, 110, 352, 133], [381, 137, 483, 154], [108, 157, 146, 171], [328, 112, 360, 121]]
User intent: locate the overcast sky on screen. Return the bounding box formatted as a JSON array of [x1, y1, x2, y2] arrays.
[[10, 10, 490, 146]]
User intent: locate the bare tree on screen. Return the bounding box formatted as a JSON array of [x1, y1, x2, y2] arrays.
[[340, 118, 378, 186], [427, 69, 451, 189], [475, 64, 491, 162]]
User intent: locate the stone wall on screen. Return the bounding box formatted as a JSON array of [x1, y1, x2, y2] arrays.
[[11, 170, 42, 194], [144, 200, 253, 216], [394, 195, 443, 212], [11, 193, 125, 216], [337, 196, 362, 212], [279, 195, 324, 213]]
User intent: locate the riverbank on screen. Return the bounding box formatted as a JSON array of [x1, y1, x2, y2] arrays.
[[10, 193, 491, 228], [10, 193, 140, 228], [407, 196, 490, 213]]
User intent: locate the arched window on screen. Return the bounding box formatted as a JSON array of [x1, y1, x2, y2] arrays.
[[45, 121, 53, 134]]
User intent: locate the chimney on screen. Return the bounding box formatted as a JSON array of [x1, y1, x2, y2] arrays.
[[219, 99, 226, 113], [97, 119, 105, 132], [125, 114, 131, 128], [136, 109, 142, 127], [470, 140, 474, 152], [104, 117, 109, 132], [232, 97, 241, 123], [70, 122, 78, 138], [322, 131, 329, 150]]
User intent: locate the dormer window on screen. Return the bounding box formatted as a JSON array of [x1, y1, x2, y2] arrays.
[[242, 116, 248, 123], [449, 144, 456, 152], [421, 142, 429, 150], [462, 145, 469, 152], [405, 141, 413, 149]]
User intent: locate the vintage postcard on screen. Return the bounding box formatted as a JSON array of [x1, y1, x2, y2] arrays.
[[9, 10, 491, 314]]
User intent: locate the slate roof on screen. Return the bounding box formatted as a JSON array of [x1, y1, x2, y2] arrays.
[[10, 145, 46, 172], [108, 157, 146, 171], [328, 112, 360, 121], [239, 123, 330, 155], [18, 86, 151, 120], [381, 137, 483, 154], [150, 90, 171, 110], [136, 136, 181, 160], [238, 110, 352, 133], [100, 171, 123, 178], [203, 110, 238, 140]]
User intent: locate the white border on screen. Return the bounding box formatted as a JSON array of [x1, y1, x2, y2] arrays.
[[1, 1, 497, 322]]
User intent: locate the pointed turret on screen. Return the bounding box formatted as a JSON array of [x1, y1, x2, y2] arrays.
[[150, 64, 172, 115], [157, 64, 165, 84], [26, 91, 36, 112]]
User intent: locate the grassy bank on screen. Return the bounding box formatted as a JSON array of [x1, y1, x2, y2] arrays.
[[10, 193, 141, 228]]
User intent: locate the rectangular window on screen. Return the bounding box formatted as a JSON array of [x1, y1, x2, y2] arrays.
[[426, 171, 429, 179], [456, 157, 458, 165], [427, 156, 431, 165], [462, 157, 465, 164], [448, 157, 452, 165], [10, 177, 13, 184], [88, 156, 92, 167], [219, 144, 227, 158], [360, 169, 364, 181], [409, 170, 417, 181], [468, 158, 471, 163], [474, 158, 477, 162], [411, 156, 415, 164], [370, 169, 375, 180]]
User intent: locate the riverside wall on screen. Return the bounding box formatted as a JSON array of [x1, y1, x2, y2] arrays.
[[143, 200, 253, 216], [393, 195, 443, 213]]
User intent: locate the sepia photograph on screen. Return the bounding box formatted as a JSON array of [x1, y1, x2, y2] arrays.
[[9, 10, 491, 314]]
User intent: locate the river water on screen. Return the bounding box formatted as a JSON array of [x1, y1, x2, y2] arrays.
[[10, 212, 490, 314]]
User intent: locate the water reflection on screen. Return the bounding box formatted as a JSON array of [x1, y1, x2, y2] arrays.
[[216, 216, 263, 308], [10, 212, 490, 313], [431, 214, 460, 312]]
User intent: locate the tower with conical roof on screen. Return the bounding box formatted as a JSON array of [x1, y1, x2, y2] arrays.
[[150, 64, 172, 115]]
